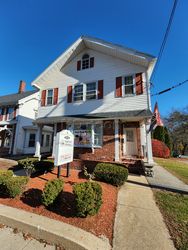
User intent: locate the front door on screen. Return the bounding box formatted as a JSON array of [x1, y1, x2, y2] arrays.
[[123, 128, 137, 156]]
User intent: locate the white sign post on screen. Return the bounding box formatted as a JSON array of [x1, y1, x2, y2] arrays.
[[54, 130, 74, 178]]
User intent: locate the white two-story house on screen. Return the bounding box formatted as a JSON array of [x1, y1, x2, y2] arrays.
[[31, 36, 156, 164], [0, 81, 53, 156]]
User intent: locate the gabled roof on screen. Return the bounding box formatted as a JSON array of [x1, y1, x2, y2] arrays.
[[31, 36, 157, 88], [0, 90, 38, 106]]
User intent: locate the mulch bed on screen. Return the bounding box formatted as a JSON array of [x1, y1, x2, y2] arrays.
[[0, 168, 118, 244]]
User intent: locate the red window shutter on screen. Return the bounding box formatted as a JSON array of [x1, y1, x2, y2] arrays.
[[77, 60, 81, 71], [98, 80, 103, 99], [41, 90, 46, 107], [116, 77, 122, 97], [135, 73, 143, 95], [53, 88, 59, 105], [90, 57, 94, 68], [67, 86, 72, 103]]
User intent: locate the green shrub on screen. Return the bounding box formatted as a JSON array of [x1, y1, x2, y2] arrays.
[[0, 170, 28, 198], [18, 158, 37, 168], [18, 158, 54, 175], [42, 179, 64, 207], [4, 176, 29, 198], [94, 163, 128, 186], [0, 170, 13, 184], [73, 182, 102, 217], [18, 158, 35, 176]]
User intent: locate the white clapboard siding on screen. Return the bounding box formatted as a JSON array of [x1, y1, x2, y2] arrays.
[[37, 49, 148, 118]]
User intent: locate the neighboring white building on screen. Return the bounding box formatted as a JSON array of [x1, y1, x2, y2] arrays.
[[0, 81, 53, 156], [31, 36, 156, 164]]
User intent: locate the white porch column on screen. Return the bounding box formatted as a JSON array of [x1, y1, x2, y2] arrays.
[[115, 119, 120, 162], [34, 124, 43, 160], [52, 123, 57, 158], [145, 121, 154, 164]]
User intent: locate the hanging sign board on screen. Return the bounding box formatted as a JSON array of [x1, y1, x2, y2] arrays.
[[54, 130, 74, 166]]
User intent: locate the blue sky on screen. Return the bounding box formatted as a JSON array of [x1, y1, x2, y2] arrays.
[[0, 0, 188, 116]]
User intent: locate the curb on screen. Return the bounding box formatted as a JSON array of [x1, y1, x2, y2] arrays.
[[0, 204, 111, 250]]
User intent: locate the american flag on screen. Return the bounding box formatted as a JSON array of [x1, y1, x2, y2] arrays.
[[148, 102, 163, 133]]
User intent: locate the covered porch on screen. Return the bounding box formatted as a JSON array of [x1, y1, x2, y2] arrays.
[[33, 109, 153, 165]]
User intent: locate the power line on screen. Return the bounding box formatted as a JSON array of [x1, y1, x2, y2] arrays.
[[151, 0, 179, 81], [151, 79, 188, 96]]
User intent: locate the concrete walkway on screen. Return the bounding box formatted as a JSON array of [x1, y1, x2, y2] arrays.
[[0, 226, 55, 250], [146, 164, 188, 194], [113, 174, 175, 250]]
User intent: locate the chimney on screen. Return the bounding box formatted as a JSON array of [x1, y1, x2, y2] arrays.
[[18, 80, 26, 93]]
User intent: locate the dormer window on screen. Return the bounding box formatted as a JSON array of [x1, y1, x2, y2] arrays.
[[82, 54, 90, 69]]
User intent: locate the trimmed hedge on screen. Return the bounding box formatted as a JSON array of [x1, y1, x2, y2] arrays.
[[0, 170, 29, 198], [42, 179, 64, 207], [73, 182, 102, 217], [94, 163, 128, 186]]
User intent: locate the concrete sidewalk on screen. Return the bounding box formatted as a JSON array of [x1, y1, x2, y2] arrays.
[[113, 174, 175, 250], [0, 226, 55, 250], [146, 164, 188, 194]]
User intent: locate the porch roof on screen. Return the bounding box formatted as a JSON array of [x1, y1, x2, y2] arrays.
[[34, 109, 152, 124]]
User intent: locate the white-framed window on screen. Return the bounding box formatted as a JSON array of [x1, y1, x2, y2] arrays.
[[123, 75, 135, 95], [68, 122, 102, 148], [73, 82, 97, 102], [46, 89, 54, 105], [86, 82, 97, 100], [28, 133, 36, 147], [82, 54, 90, 70], [74, 84, 83, 102]]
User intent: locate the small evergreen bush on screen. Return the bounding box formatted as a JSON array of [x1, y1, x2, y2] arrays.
[[4, 176, 29, 198], [73, 182, 102, 217], [94, 163, 128, 186], [42, 179, 64, 207], [0, 170, 13, 184]]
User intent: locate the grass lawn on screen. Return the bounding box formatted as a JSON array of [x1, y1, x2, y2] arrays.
[[154, 157, 188, 185], [154, 190, 188, 250]]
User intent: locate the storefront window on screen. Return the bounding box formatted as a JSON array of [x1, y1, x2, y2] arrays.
[[68, 123, 102, 147]]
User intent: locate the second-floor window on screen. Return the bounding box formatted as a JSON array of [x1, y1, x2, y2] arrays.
[[46, 89, 53, 105], [124, 75, 135, 95], [74, 85, 83, 102], [86, 82, 97, 100], [73, 82, 97, 102]]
